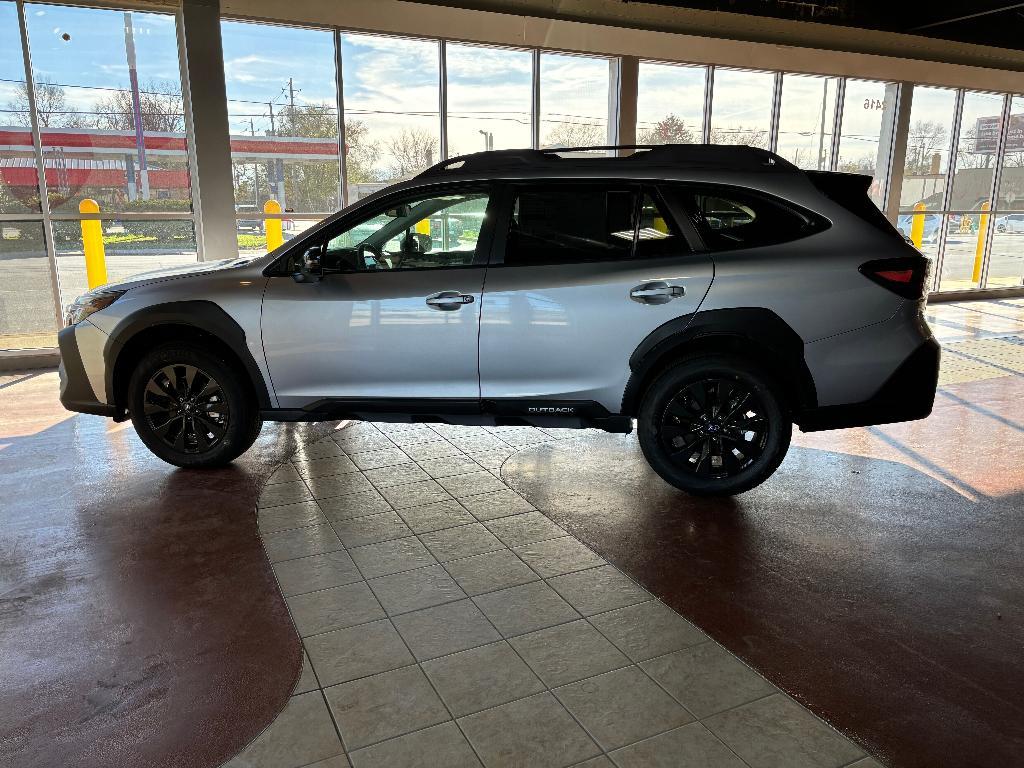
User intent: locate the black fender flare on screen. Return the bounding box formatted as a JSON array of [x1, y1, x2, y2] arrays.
[[103, 300, 272, 409], [621, 307, 817, 415]]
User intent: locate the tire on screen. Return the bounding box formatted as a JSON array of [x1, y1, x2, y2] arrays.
[[128, 343, 262, 468], [637, 355, 791, 497]]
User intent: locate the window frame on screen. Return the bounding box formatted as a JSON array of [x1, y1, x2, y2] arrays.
[[661, 182, 829, 253], [488, 179, 699, 268], [265, 181, 499, 276]]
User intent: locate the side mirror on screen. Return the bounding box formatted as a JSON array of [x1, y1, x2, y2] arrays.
[[414, 232, 432, 253], [292, 245, 323, 283]]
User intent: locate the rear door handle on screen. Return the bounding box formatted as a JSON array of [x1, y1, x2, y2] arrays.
[[426, 290, 475, 311], [630, 281, 685, 304]]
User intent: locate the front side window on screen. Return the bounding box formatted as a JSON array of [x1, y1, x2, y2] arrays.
[[316, 189, 490, 272], [679, 187, 824, 251], [505, 185, 637, 266]]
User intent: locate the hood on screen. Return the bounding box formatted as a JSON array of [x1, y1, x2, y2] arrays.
[[105, 255, 266, 292]]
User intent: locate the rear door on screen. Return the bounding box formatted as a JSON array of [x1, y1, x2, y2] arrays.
[[478, 181, 714, 414]]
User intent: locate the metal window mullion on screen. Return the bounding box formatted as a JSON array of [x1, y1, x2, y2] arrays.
[[932, 88, 965, 292], [439, 40, 448, 160], [17, 0, 63, 332], [335, 29, 348, 208], [979, 92, 1012, 288], [884, 82, 914, 222], [49, 212, 196, 221], [702, 66, 714, 143], [768, 71, 782, 153], [0, 213, 45, 222], [531, 49, 541, 149], [175, 6, 204, 261], [828, 77, 846, 171]]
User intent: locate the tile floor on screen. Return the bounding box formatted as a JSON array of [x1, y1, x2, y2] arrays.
[[226, 420, 878, 768]]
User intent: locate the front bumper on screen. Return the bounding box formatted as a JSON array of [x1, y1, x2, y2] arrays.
[[58, 324, 117, 417]]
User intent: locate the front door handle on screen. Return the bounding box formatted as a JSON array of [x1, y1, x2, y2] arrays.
[[426, 291, 475, 311], [630, 281, 685, 305]]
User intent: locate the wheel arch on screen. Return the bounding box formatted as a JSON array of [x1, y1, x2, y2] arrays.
[[621, 307, 817, 417], [104, 300, 272, 414]]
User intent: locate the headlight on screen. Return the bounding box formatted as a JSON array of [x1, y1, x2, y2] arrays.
[[65, 289, 125, 327]]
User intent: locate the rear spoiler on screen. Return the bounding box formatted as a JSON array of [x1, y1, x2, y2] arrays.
[[805, 171, 901, 238]]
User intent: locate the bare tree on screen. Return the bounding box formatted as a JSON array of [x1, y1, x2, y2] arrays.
[[905, 120, 948, 175], [709, 126, 769, 149], [342, 119, 380, 185], [385, 127, 438, 178], [638, 114, 697, 145], [94, 80, 184, 133], [4, 80, 84, 128], [542, 121, 605, 148]]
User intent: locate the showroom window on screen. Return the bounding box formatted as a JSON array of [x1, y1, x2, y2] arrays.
[[708, 68, 774, 148], [836, 78, 899, 208], [538, 52, 611, 149], [21, 3, 198, 319], [341, 33, 441, 194], [776, 73, 840, 170], [897, 86, 957, 265], [221, 20, 339, 254], [0, 1, 58, 350], [636, 61, 706, 145], [445, 43, 532, 154]]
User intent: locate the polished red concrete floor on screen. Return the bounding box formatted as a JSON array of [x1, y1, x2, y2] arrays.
[[0, 371, 336, 768], [2, 299, 1021, 768], [502, 315, 1024, 767]]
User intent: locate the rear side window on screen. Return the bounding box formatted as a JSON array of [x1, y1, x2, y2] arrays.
[[677, 186, 826, 251], [505, 185, 637, 266]]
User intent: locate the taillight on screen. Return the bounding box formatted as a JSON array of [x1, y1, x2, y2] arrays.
[[859, 256, 928, 299]]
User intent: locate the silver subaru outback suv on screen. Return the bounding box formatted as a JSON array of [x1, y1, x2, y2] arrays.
[[58, 144, 939, 496]]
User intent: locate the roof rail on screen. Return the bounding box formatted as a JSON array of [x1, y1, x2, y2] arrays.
[[417, 143, 794, 178]]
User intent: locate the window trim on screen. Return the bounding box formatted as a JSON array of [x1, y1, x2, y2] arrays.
[[661, 182, 829, 253]]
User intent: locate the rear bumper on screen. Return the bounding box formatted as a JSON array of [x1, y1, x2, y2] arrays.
[[797, 337, 940, 431], [58, 325, 117, 417]]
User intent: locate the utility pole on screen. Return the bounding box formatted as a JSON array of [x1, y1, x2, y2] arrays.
[[288, 77, 296, 116], [267, 100, 285, 208], [250, 118, 259, 207], [123, 12, 149, 200]]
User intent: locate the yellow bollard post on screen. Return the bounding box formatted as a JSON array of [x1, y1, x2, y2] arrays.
[[79, 199, 107, 289], [972, 201, 990, 284], [910, 202, 926, 249], [264, 199, 284, 251]]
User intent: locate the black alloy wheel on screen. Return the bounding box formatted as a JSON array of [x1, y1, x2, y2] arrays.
[[658, 377, 769, 480], [143, 363, 229, 454], [129, 343, 262, 468], [637, 355, 791, 496]]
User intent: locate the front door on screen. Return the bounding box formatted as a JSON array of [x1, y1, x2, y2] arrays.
[[262, 185, 494, 407], [478, 182, 714, 413]]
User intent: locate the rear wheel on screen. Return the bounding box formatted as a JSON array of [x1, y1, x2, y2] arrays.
[[637, 356, 791, 496], [128, 344, 262, 468]]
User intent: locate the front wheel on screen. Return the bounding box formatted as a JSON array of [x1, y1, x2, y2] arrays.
[[637, 356, 791, 497], [128, 343, 262, 468]]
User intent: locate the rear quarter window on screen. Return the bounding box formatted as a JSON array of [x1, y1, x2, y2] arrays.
[[671, 185, 829, 252]]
